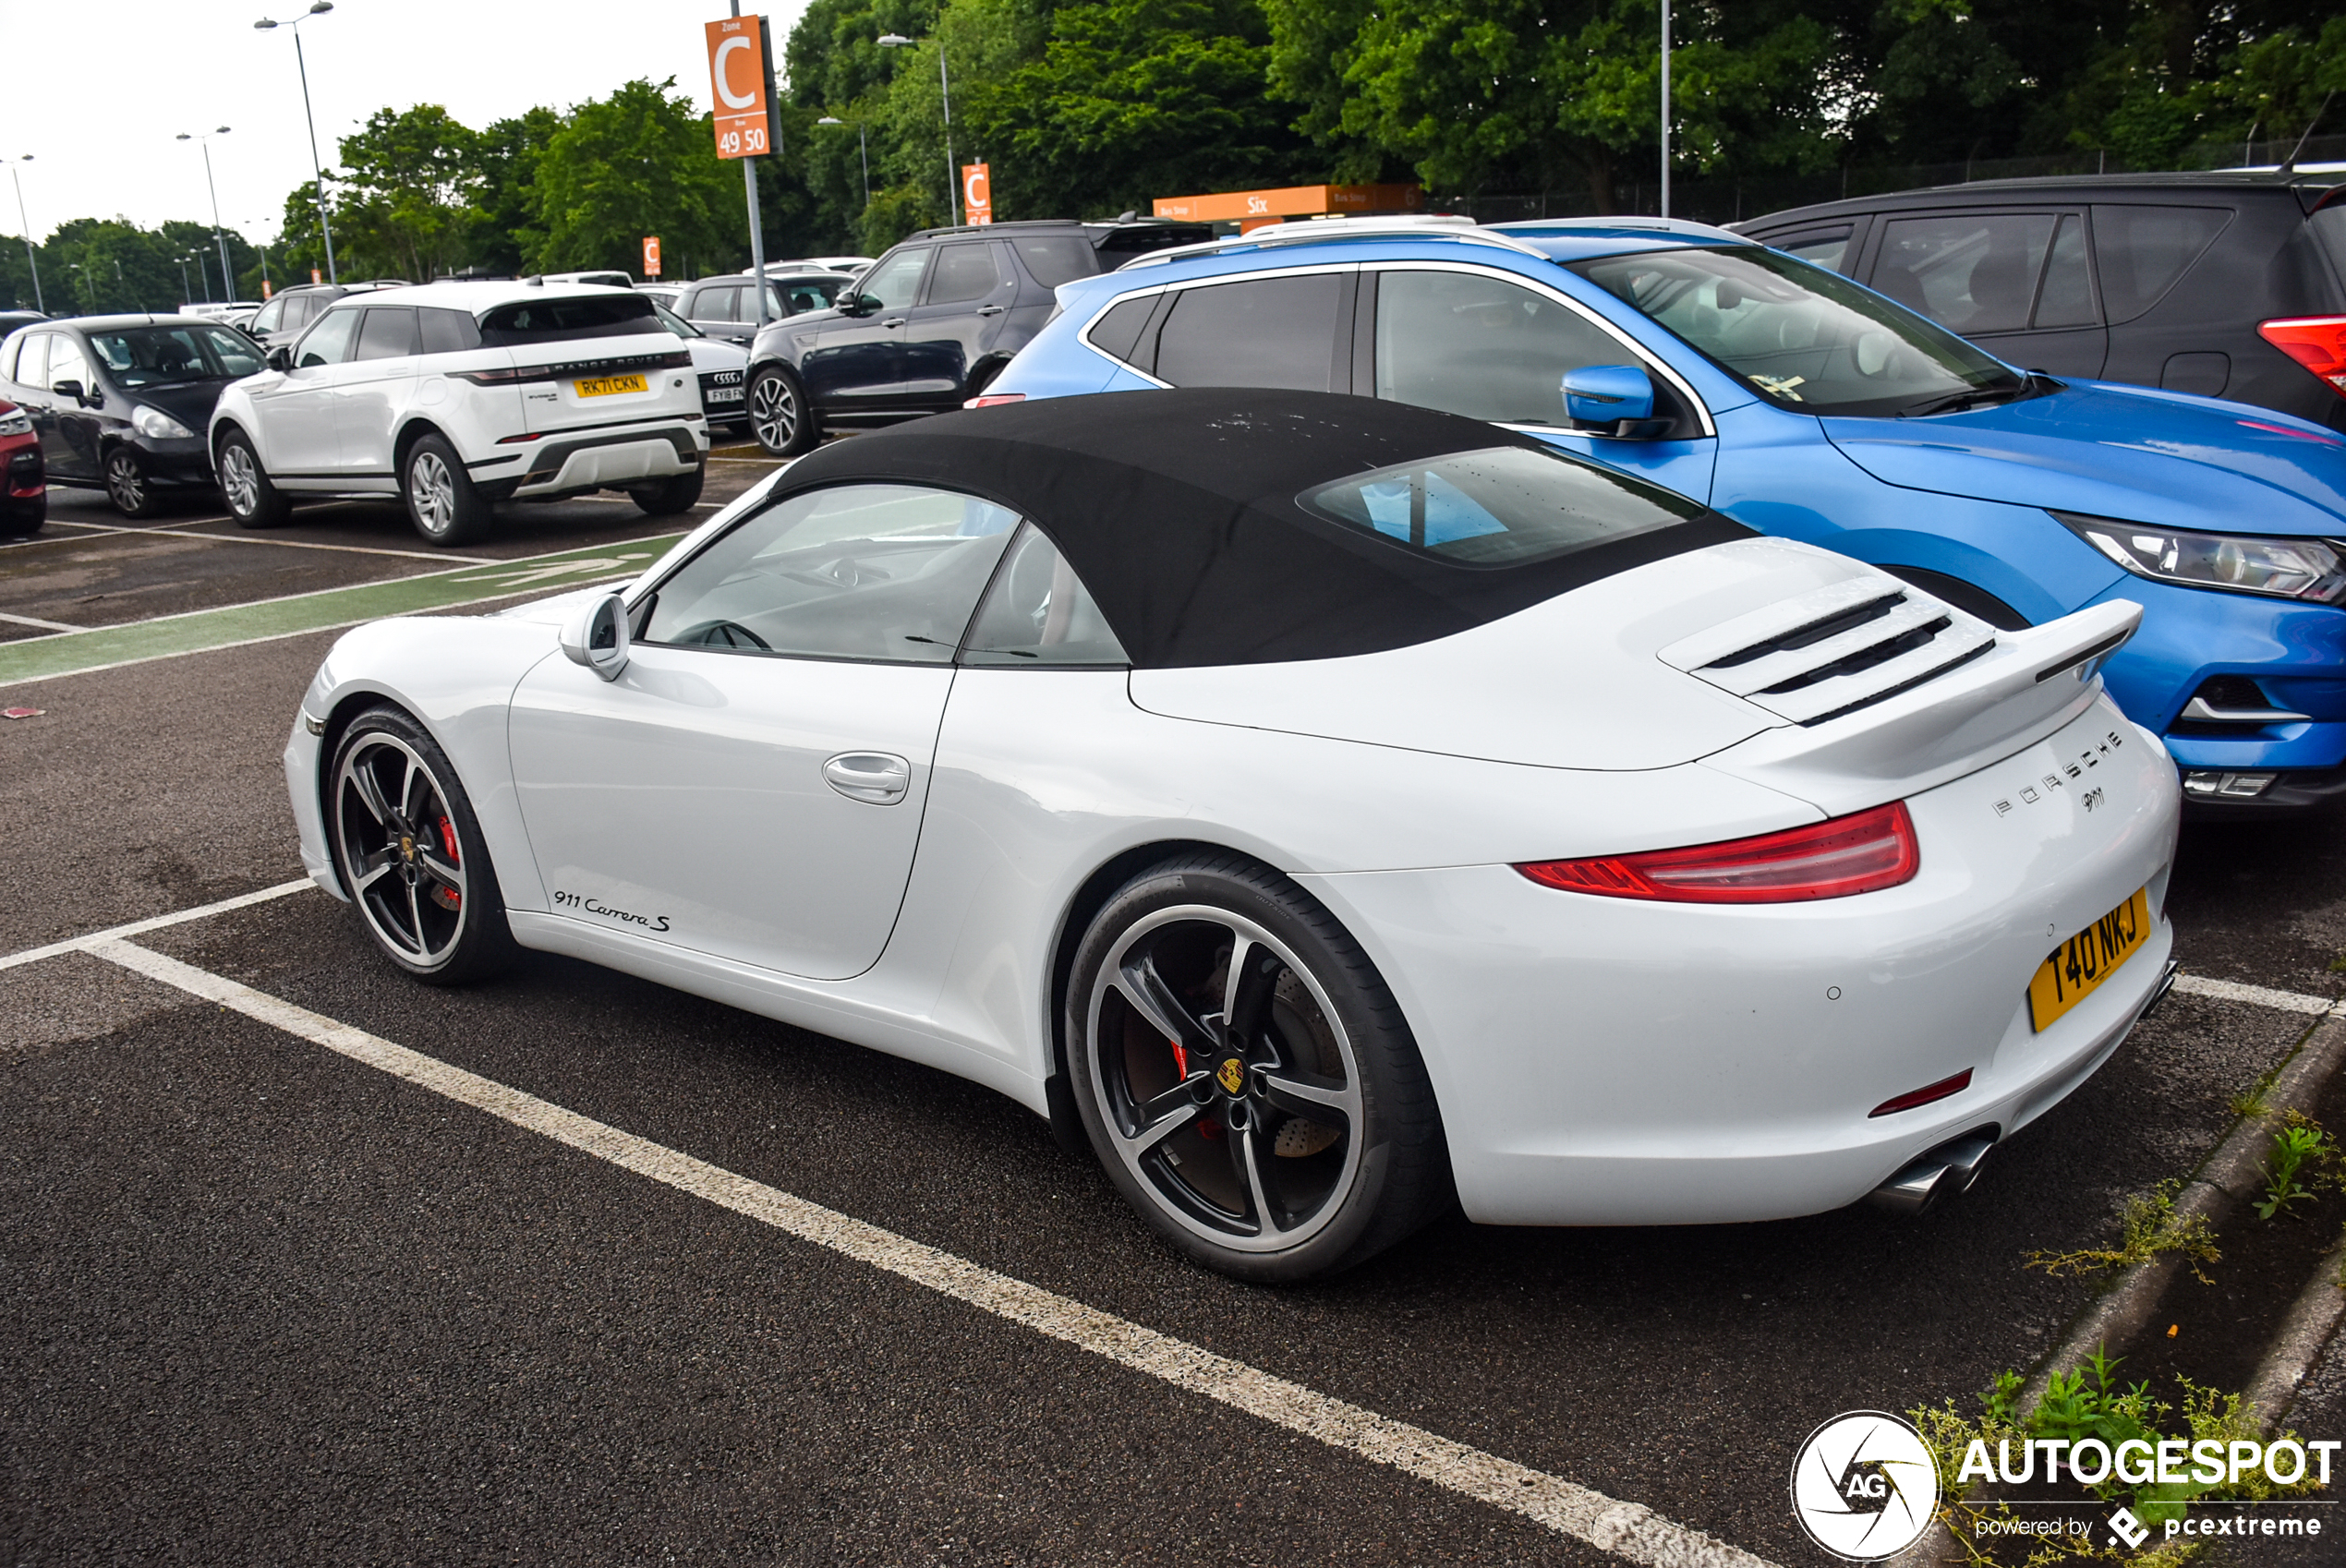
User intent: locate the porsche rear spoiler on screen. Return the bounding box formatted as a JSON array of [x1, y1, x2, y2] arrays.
[[1694, 599, 2144, 816]]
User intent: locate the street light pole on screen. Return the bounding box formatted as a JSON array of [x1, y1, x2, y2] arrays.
[[178, 127, 236, 299], [877, 32, 960, 226], [6, 156, 41, 314], [1658, 0, 1672, 219], [816, 117, 871, 208], [255, 4, 339, 283], [175, 254, 193, 305]]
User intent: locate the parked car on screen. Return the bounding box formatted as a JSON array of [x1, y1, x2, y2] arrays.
[[1735, 172, 2346, 429], [638, 283, 683, 310], [777, 255, 876, 274], [209, 281, 707, 545], [739, 217, 1213, 455], [984, 213, 2346, 813], [0, 309, 49, 336], [0, 314, 265, 516], [243, 280, 411, 356], [286, 387, 2178, 1279], [673, 270, 849, 345], [650, 298, 749, 435], [0, 397, 42, 535], [183, 299, 265, 332], [542, 271, 635, 290]]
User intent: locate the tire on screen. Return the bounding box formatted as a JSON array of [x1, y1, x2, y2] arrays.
[[216, 428, 291, 529], [401, 431, 491, 546], [104, 447, 163, 518], [747, 365, 817, 457], [1065, 852, 1451, 1283], [326, 705, 519, 986], [630, 464, 705, 516]]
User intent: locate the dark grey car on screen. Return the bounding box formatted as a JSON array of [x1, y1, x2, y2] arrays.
[[243, 280, 410, 356], [674, 271, 848, 345], [1736, 172, 2346, 429]]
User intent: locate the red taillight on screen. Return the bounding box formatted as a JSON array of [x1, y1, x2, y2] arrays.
[[1515, 802, 1919, 904], [1869, 1068, 1973, 1117], [964, 392, 1025, 409], [2258, 316, 2346, 398]]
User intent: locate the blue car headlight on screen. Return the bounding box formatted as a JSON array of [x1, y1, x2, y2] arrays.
[[2053, 512, 2346, 606]]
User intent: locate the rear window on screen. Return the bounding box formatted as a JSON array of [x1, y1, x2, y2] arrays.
[[2092, 205, 2231, 322], [1011, 236, 1096, 289], [478, 293, 665, 347], [1302, 445, 1702, 568]]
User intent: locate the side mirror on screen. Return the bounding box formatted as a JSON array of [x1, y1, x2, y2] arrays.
[[839, 293, 877, 319], [49, 378, 84, 404], [561, 592, 632, 681], [1563, 364, 1664, 438], [266, 346, 293, 373]]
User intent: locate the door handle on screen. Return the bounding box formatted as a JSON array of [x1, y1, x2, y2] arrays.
[[880, 317, 907, 330], [822, 751, 911, 805], [974, 305, 1006, 318]]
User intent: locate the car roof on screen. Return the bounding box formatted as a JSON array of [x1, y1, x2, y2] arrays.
[[1735, 171, 2345, 231], [321, 281, 648, 312], [687, 271, 844, 285], [24, 314, 227, 332], [774, 388, 1740, 669]]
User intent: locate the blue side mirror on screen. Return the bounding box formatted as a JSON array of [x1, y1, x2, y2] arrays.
[[1563, 364, 1656, 432]]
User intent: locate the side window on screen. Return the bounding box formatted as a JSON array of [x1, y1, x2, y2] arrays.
[[1010, 235, 1094, 289], [925, 243, 1002, 306], [1086, 295, 1158, 366], [960, 524, 1128, 667], [1373, 270, 1636, 426], [282, 295, 319, 331], [12, 334, 46, 388], [1870, 213, 2057, 335], [779, 279, 836, 314], [692, 287, 736, 323], [296, 308, 362, 368], [0, 333, 22, 383], [418, 308, 481, 355], [2091, 205, 2231, 323], [2033, 215, 2096, 328], [1766, 225, 1856, 274], [249, 297, 285, 334], [857, 248, 930, 312], [1153, 274, 1344, 392], [46, 335, 91, 391], [353, 307, 420, 360], [638, 484, 1021, 664]]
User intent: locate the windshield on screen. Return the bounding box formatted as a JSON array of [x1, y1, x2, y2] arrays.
[[1571, 247, 2026, 417], [1302, 444, 1702, 568], [86, 325, 265, 387]]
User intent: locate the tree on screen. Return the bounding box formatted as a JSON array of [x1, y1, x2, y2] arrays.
[[333, 105, 485, 282], [530, 78, 745, 275]]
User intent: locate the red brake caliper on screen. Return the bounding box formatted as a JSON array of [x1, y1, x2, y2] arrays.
[[431, 817, 462, 910]]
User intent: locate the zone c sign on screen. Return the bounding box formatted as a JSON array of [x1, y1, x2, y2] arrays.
[[706, 15, 773, 160], [643, 236, 662, 277]]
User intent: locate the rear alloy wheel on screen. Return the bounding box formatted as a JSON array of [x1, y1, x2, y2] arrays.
[[1068, 854, 1450, 1282], [747, 366, 816, 457], [104, 448, 162, 518], [630, 464, 705, 516], [327, 706, 517, 985], [217, 429, 291, 529], [402, 432, 490, 546]]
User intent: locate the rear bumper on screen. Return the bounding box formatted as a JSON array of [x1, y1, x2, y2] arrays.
[[1301, 697, 2182, 1226], [500, 423, 706, 499]]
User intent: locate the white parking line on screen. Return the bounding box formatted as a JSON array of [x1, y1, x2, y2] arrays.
[[0, 609, 86, 632], [2170, 973, 2346, 1016], [24, 518, 494, 563], [85, 934, 1774, 1568], [0, 877, 314, 972]]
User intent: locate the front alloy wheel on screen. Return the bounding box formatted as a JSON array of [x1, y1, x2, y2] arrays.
[[105, 449, 157, 518], [748, 367, 815, 457]]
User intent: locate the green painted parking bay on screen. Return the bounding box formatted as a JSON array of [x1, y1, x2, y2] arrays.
[[0, 533, 684, 689]]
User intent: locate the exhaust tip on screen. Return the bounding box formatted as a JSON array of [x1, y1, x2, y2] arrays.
[[1868, 1128, 1999, 1216]]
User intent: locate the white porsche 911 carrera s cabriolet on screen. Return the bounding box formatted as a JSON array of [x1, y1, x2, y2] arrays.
[[284, 389, 2180, 1281]]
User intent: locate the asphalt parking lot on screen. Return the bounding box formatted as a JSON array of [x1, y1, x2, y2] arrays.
[[6, 460, 2345, 1565]]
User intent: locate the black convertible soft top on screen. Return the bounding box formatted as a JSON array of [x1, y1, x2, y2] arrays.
[[776, 388, 1750, 668]]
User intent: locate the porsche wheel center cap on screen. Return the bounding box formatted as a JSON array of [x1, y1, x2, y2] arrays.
[[1216, 1056, 1245, 1095], [398, 834, 416, 863]]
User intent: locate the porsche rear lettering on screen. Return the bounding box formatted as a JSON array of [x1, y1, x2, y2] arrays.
[[553, 889, 671, 932]]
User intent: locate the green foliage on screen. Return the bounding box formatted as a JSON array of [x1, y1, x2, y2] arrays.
[[530, 78, 746, 275], [5, 216, 266, 315], [2025, 1180, 2220, 1284], [2255, 1119, 2337, 1219]]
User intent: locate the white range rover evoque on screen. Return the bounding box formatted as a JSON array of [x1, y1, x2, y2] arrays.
[[211, 281, 709, 545], [284, 390, 2182, 1281]]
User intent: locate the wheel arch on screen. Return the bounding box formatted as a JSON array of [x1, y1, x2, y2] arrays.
[[392, 416, 453, 476]]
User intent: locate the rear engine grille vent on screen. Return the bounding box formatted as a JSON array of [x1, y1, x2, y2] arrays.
[[1660, 578, 1996, 727]]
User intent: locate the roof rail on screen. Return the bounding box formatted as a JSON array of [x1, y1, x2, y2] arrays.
[[1117, 214, 1550, 271], [1493, 215, 1747, 243]]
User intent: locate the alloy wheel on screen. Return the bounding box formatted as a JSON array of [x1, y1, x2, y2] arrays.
[[220, 443, 260, 516], [105, 451, 146, 514], [750, 372, 799, 451], [1083, 906, 1363, 1253], [408, 449, 455, 537], [333, 733, 469, 968]]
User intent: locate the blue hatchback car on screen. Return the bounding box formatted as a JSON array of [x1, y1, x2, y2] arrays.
[[984, 216, 2346, 813]]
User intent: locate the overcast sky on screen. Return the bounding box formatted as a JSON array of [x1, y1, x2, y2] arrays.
[[2, 0, 816, 245]]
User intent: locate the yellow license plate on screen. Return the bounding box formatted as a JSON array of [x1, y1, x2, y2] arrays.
[[574, 373, 647, 398], [2027, 887, 2151, 1031]]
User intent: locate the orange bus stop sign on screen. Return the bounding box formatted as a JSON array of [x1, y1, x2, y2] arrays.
[[706, 16, 772, 160]]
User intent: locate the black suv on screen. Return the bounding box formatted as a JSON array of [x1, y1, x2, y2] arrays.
[[1737, 172, 2346, 428], [243, 280, 411, 356], [741, 217, 1211, 454]]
